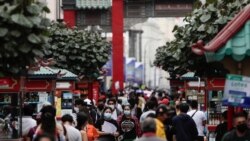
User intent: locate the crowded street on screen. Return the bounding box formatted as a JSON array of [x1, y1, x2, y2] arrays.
[[0, 0, 250, 141]]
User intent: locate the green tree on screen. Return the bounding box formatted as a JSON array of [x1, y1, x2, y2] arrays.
[[154, 0, 250, 78], [47, 22, 111, 79], [0, 0, 50, 76]]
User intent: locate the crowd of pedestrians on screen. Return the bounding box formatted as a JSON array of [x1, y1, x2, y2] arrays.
[[19, 89, 250, 141]]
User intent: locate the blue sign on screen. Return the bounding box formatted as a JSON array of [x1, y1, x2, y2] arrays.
[[102, 57, 112, 76], [135, 62, 144, 84], [223, 74, 250, 107], [125, 58, 136, 82]]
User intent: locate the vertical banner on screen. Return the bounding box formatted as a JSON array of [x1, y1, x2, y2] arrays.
[[125, 58, 136, 83], [92, 81, 99, 103], [112, 0, 124, 93], [135, 62, 144, 85], [103, 57, 112, 76], [223, 74, 250, 107]]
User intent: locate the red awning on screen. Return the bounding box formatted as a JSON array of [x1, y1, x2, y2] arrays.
[[192, 4, 250, 55]]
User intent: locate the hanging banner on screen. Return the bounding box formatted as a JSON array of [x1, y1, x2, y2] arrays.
[[135, 62, 144, 84], [223, 74, 250, 107], [125, 58, 136, 82], [102, 57, 112, 76]]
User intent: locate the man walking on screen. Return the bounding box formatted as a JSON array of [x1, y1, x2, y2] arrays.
[[222, 112, 250, 141], [187, 100, 206, 141], [61, 114, 82, 141], [135, 117, 165, 141], [172, 103, 198, 141]]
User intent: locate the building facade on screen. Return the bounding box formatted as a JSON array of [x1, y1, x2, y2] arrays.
[[62, 0, 194, 89]]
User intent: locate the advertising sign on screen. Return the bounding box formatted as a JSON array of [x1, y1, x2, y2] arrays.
[[223, 74, 250, 107], [102, 57, 112, 76], [125, 58, 136, 82], [135, 62, 144, 84]]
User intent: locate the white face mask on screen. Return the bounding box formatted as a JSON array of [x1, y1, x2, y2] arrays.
[[109, 105, 115, 110], [74, 107, 79, 113], [104, 113, 112, 120], [124, 110, 131, 116]]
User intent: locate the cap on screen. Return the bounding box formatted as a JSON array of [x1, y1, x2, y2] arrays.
[[84, 99, 92, 106], [156, 105, 168, 116], [159, 98, 169, 105]]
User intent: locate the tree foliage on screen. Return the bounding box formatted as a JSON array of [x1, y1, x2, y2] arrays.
[[47, 22, 111, 79], [154, 0, 250, 78], [0, 0, 50, 76]]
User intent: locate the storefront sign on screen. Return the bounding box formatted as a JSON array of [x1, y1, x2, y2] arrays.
[[0, 78, 19, 92], [25, 80, 53, 91], [187, 81, 205, 87], [56, 82, 72, 89], [125, 58, 136, 82], [223, 74, 250, 107], [135, 62, 144, 84]]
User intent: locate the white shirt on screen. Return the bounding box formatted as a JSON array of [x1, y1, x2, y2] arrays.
[[187, 110, 206, 136], [140, 110, 156, 123], [22, 116, 37, 136], [111, 109, 118, 120], [64, 124, 82, 141]]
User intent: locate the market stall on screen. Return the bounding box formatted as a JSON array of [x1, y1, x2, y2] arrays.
[[76, 80, 100, 103], [0, 77, 22, 140], [181, 72, 206, 111], [192, 4, 250, 141], [49, 68, 77, 118], [0, 67, 57, 140], [206, 77, 226, 136]]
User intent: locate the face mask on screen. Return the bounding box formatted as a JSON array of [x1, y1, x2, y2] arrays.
[[104, 113, 112, 120], [109, 105, 115, 110], [74, 107, 79, 113], [236, 123, 248, 133], [124, 110, 131, 116], [98, 104, 104, 110]]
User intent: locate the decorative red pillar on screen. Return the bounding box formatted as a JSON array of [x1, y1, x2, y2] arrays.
[[112, 0, 124, 94], [228, 106, 234, 130], [63, 10, 76, 27]]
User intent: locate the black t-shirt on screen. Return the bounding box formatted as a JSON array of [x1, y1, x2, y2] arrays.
[[222, 129, 250, 141], [119, 116, 137, 140], [172, 114, 198, 141], [215, 122, 228, 141]]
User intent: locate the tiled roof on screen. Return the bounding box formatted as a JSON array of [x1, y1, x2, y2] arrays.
[[76, 0, 112, 9], [28, 67, 77, 80], [205, 20, 250, 62], [192, 4, 250, 56], [48, 68, 78, 80], [28, 67, 57, 79]]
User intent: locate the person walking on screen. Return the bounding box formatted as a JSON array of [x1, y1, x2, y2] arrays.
[[135, 117, 165, 141], [215, 111, 228, 141], [222, 112, 250, 141], [172, 103, 198, 141], [187, 100, 206, 141], [22, 104, 37, 137], [140, 101, 156, 123], [107, 98, 122, 120], [117, 104, 141, 141], [95, 107, 119, 141], [61, 114, 82, 141], [155, 105, 168, 140], [76, 112, 89, 141], [28, 106, 65, 141]]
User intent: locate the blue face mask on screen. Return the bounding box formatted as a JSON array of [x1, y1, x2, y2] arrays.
[[124, 110, 131, 116], [104, 113, 112, 120]]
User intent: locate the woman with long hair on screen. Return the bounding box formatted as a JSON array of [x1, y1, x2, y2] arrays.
[[76, 112, 88, 141], [95, 107, 119, 141], [117, 104, 141, 141], [27, 106, 65, 141]]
